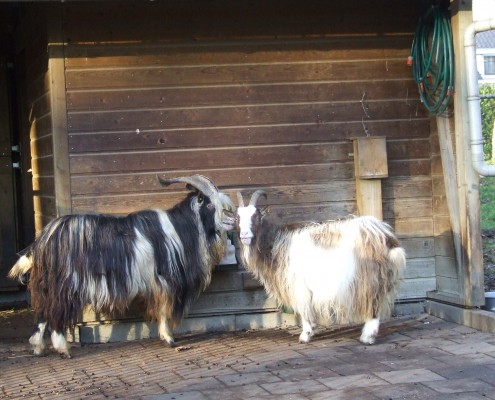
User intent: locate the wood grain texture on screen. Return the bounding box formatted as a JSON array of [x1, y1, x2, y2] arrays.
[[14, 0, 440, 301]]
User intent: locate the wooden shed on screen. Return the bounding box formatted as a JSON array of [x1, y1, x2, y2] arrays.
[[0, 0, 489, 341]]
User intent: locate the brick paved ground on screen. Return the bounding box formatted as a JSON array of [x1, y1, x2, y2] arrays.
[[1, 310, 495, 399]]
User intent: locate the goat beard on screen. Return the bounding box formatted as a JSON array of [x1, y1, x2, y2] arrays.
[[221, 210, 236, 231]]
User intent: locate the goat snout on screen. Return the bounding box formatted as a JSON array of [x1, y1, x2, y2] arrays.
[[239, 231, 253, 245], [221, 210, 236, 231]]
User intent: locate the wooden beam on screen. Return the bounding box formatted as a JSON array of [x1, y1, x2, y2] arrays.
[[450, 0, 484, 307], [352, 137, 388, 219], [436, 115, 463, 274], [48, 4, 71, 216]]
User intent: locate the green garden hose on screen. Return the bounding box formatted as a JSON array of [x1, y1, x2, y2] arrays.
[[409, 4, 455, 115]]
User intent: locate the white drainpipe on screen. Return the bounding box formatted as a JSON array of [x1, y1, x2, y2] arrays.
[[465, 18, 495, 176]]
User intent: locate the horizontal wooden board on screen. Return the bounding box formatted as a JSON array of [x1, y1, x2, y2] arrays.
[[435, 275, 459, 296], [71, 197, 356, 222], [66, 59, 411, 91], [71, 175, 430, 199], [66, 80, 418, 112], [69, 142, 353, 174], [382, 177, 432, 199], [383, 198, 432, 220], [32, 175, 55, 194], [30, 113, 52, 140], [259, 202, 357, 224], [33, 195, 56, 220], [399, 237, 435, 259], [435, 234, 455, 258], [69, 139, 430, 176], [388, 160, 431, 178], [31, 155, 54, 176], [71, 182, 356, 213], [431, 175, 446, 196], [435, 255, 458, 279], [394, 218, 433, 237], [68, 120, 430, 153], [434, 215, 452, 236], [433, 194, 449, 216], [70, 164, 356, 196], [398, 277, 436, 300], [67, 101, 427, 133], [402, 258, 435, 279], [65, 38, 413, 69]]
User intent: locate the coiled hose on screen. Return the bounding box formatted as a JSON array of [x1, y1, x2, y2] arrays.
[[409, 4, 455, 115]]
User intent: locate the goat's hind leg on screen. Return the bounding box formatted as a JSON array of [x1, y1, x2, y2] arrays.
[[360, 318, 380, 345], [29, 321, 47, 356], [298, 313, 316, 344], [51, 330, 72, 359], [157, 304, 176, 347]]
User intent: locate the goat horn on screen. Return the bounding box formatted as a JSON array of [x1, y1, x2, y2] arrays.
[[236, 192, 245, 207], [157, 174, 218, 198], [249, 189, 267, 206]]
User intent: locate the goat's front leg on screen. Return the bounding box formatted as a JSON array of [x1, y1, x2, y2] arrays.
[[360, 318, 380, 345], [157, 307, 175, 347], [51, 330, 72, 359], [298, 316, 316, 344], [29, 322, 47, 356]]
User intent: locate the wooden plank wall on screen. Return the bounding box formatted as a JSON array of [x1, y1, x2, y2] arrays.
[[13, 5, 54, 233], [59, 0, 436, 301]]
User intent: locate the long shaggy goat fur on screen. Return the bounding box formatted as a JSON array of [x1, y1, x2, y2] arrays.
[[9, 175, 234, 358], [236, 191, 405, 345]]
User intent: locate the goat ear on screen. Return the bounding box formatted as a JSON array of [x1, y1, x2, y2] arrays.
[[260, 205, 271, 219]]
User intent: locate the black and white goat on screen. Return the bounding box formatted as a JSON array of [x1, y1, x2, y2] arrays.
[[9, 175, 235, 358], [235, 190, 406, 345]]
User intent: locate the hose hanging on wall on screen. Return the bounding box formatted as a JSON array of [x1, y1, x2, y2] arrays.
[[409, 3, 455, 115]]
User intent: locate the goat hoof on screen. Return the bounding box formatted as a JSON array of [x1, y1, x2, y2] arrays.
[[166, 339, 176, 348], [59, 352, 72, 359], [298, 332, 312, 344], [359, 335, 376, 345]]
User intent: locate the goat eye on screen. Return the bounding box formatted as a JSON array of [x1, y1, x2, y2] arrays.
[[197, 194, 204, 204]]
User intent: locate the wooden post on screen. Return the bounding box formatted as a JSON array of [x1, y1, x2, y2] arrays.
[[450, 0, 484, 307], [351, 137, 388, 220], [48, 4, 72, 217]]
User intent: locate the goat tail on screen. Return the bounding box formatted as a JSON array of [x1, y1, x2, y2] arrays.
[[8, 254, 33, 284], [389, 246, 406, 278]]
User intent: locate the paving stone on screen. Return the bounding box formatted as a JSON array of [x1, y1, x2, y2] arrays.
[[309, 387, 379, 399], [423, 377, 495, 394], [374, 368, 445, 384], [438, 341, 495, 355], [318, 374, 389, 390], [367, 382, 440, 399], [432, 352, 495, 367], [430, 362, 495, 382], [200, 383, 270, 399], [216, 371, 281, 386], [261, 379, 328, 395], [245, 394, 310, 400], [422, 393, 490, 400], [162, 376, 223, 393], [143, 391, 209, 400], [273, 365, 339, 381]]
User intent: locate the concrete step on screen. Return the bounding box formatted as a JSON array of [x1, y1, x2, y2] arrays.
[[82, 268, 265, 323], [74, 310, 298, 344]]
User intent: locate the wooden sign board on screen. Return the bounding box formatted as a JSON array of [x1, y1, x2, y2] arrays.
[[351, 136, 388, 179], [351, 136, 388, 219]]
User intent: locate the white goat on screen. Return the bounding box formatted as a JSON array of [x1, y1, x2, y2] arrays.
[[235, 190, 406, 345]]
